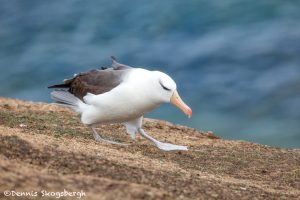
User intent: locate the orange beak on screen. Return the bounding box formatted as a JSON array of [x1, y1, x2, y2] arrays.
[[170, 90, 192, 118]]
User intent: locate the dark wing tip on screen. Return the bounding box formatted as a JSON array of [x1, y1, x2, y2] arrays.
[[47, 83, 70, 89], [48, 85, 57, 88], [111, 56, 117, 61], [110, 56, 132, 70]]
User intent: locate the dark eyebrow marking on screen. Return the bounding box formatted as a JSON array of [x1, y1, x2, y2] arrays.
[[159, 80, 171, 91]]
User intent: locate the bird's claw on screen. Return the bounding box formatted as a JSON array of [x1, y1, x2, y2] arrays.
[[138, 128, 188, 151], [154, 141, 188, 151]]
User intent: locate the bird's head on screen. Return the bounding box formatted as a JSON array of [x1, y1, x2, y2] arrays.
[[152, 71, 192, 118]]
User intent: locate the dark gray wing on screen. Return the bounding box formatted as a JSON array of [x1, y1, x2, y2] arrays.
[[48, 57, 132, 100], [65, 68, 129, 100]]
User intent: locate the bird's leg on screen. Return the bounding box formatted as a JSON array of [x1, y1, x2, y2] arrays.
[[91, 126, 129, 146], [138, 128, 188, 151]]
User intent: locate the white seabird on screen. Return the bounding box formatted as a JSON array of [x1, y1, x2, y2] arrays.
[[48, 57, 192, 151]]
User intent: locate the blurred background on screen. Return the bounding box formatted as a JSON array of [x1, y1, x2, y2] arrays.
[[0, 0, 299, 148]]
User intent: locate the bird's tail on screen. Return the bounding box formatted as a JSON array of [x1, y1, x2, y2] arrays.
[[50, 90, 86, 113]]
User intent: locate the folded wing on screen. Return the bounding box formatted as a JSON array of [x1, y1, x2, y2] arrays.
[[48, 57, 132, 100]]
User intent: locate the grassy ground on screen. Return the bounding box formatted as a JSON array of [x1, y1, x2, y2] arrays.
[[0, 98, 299, 200]]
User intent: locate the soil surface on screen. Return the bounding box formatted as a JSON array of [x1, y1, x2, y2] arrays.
[[0, 98, 299, 200]]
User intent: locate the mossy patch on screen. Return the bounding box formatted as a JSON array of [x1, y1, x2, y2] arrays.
[[0, 107, 87, 139]]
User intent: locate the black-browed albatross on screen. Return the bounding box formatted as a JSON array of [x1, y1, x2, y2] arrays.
[[48, 57, 192, 151]]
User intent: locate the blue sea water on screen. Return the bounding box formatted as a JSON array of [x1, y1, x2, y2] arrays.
[[0, 0, 299, 148]]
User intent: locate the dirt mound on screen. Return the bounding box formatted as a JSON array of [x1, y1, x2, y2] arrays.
[[0, 98, 299, 199]]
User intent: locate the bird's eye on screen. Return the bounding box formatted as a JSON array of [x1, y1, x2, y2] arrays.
[[159, 81, 171, 91]]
